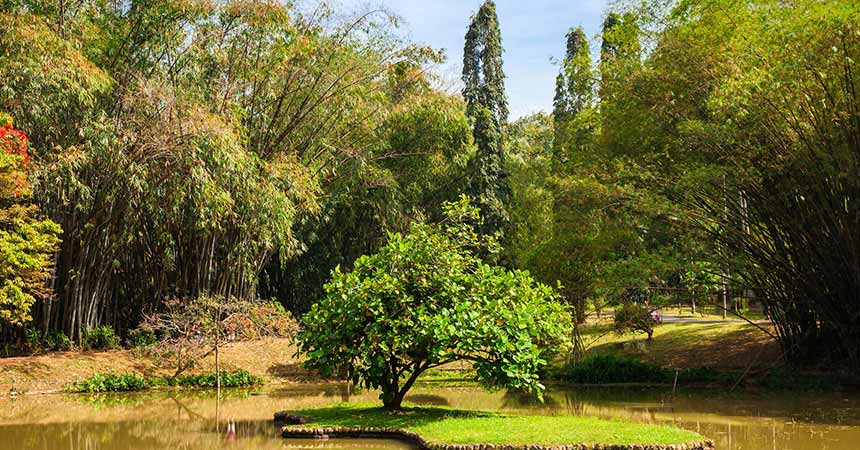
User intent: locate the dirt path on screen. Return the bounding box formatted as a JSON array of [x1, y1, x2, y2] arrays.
[[660, 314, 771, 325]]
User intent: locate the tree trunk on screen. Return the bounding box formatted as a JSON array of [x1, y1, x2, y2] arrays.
[[382, 391, 406, 410], [215, 342, 220, 396], [382, 366, 425, 410], [216, 303, 222, 397]]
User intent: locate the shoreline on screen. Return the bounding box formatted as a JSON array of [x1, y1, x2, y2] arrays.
[[281, 425, 716, 450], [276, 407, 714, 450]]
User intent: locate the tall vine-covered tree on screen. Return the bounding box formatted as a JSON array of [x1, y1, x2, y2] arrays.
[[462, 0, 510, 242], [462, 0, 508, 124], [554, 28, 594, 121], [599, 12, 641, 102], [552, 27, 595, 168], [467, 108, 509, 243]]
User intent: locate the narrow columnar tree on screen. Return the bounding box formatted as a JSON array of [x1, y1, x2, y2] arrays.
[[599, 12, 641, 101], [462, 0, 510, 242], [463, 0, 508, 124], [600, 13, 622, 64], [554, 27, 594, 120], [467, 108, 510, 240], [552, 27, 595, 168]]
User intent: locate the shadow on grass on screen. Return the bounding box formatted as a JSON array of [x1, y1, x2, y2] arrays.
[[405, 394, 451, 406]]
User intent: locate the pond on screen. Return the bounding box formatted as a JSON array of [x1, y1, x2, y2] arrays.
[[1, 382, 858, 450]]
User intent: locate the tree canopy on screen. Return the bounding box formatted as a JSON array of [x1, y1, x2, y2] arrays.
[[297, 198, 571, 409]]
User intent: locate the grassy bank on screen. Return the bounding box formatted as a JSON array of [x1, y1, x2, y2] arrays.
[[285, 404, 705, 446], [0, 321, 784, 395], [0, 338, 303, 395], [544, 320, 781, 387], [581, 321, 779, 371]]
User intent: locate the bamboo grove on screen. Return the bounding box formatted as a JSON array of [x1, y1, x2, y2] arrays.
[[0, 0, 473, 339], [3, 0, 860, 373]]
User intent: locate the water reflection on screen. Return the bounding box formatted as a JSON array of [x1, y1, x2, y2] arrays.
[[1, 383, 859, 450]]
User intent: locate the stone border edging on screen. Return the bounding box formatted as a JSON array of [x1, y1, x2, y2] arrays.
[[275, 412, 716, 450]]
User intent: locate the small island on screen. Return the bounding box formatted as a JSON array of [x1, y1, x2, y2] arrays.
[[278, 404, 715, 450]]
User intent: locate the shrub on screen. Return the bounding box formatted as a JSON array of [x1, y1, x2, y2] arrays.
[[614, 303, 656, 339], [68, 373, 150, 393], [1, 343, 15, 357], [20, 329, 74, 353], [166, 370, 263, 388], [246, 301, 299, 339], [46, 331, 73, 351], [125, 329, 157, 349], [84, 326, 120, 351], [24, 328, 43, 353], [67, 369, 262, 393], [137, 296, 297, 378], [557, 353, 732, 385], [560, 353, 670, 384]]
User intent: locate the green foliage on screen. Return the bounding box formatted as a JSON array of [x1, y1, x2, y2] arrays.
[[599, 11, 641, 101], [555, 27, 594, 118], [509, 7, 716, 329], [602, 0, 860, 371], [462, 1, 508, 124], [0, 15, 113, 156], [1, 0, 462, 340], [462, 1, 511, 244], [556, 353, 729, 385], [614, 303, 656, 340], [67, 369, 262, 393], [553, 27, 595, 168], [23, 328, 42, 353], [83, 326, 120, 351], [559, 353, 667, 384], [506, 114, 555, 268], [262, 90, 472, 314], [126, 329, 157, 349], [158, 370, 263, 389], [46, 330, 73, 351], [467, 108, 510, 246], [68, 373, 150, 393], [0, 119, 61, 327], [297, 198, 571, 409]]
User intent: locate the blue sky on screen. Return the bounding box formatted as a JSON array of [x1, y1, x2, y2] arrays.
[[343, 0, 610, 119]]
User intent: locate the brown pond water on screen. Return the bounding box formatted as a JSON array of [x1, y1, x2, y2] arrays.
[[1, 382, 858, 450]]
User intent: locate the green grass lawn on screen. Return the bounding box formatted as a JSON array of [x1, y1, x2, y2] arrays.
[[286, 403, 704, 445], [580, 321, 777, 371]]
